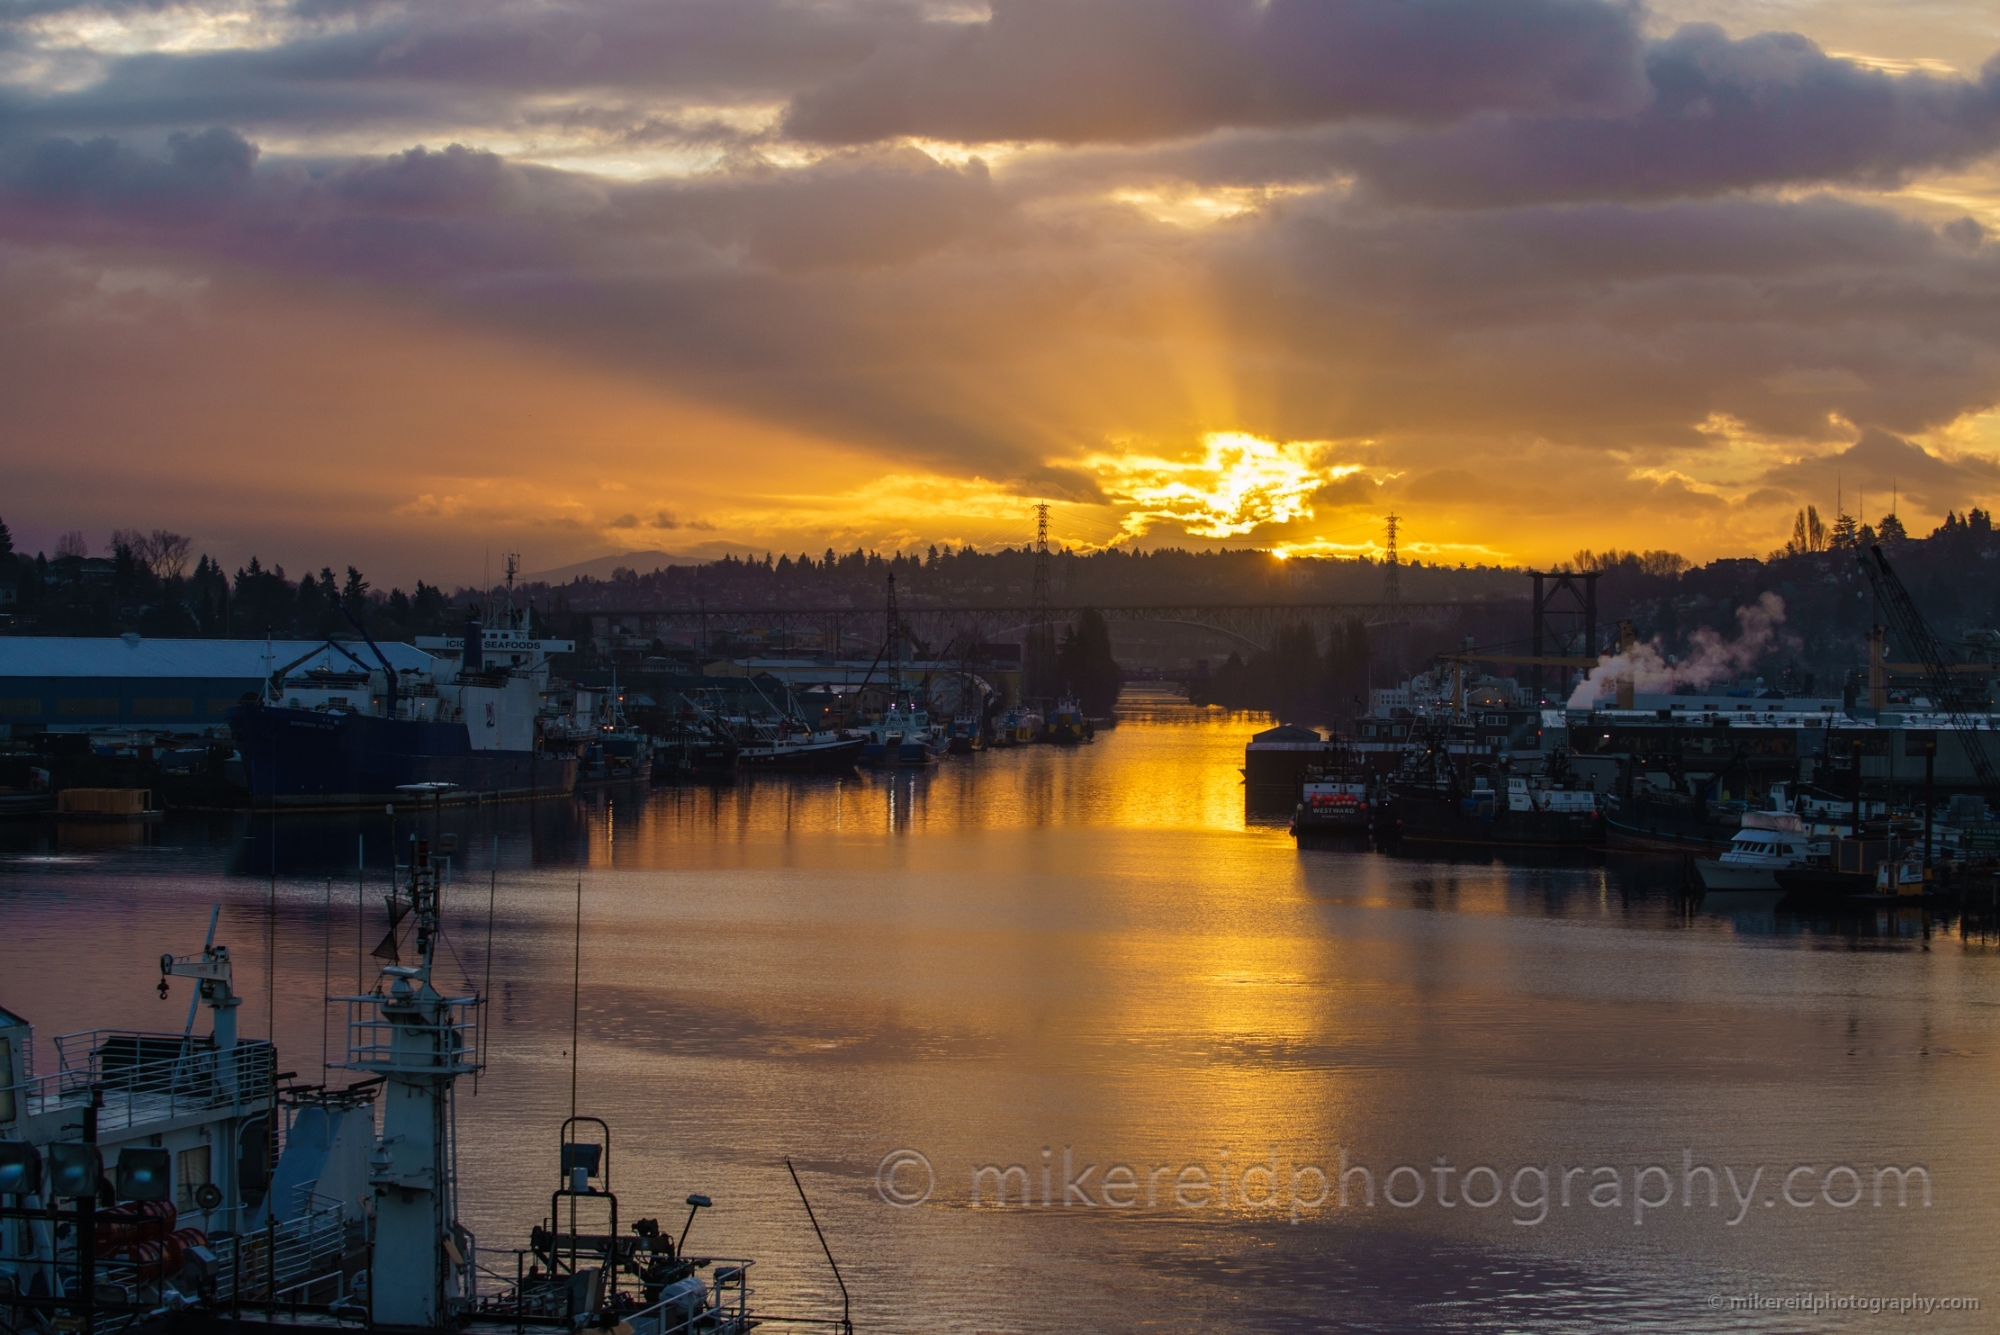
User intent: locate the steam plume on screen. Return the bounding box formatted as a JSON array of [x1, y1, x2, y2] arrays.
[[1567, 592, 1791, 708]]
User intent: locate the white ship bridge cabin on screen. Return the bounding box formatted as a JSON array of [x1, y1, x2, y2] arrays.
[[0, 920, 374, 1331]]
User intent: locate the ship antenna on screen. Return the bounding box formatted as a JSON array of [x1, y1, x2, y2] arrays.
[[570, 876, 582, 1124], [786, 1158, 852, 1335], [478, 835, 498, 1087]]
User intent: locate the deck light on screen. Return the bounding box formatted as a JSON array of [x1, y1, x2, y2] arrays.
[[0, 1141, 40, 1195], [116, 1147, 172, 1202], [46, 1142, 101, 1199], [677, 1194, 712, 1253]]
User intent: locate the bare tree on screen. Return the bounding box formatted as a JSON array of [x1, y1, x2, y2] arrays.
[[55, 530, 89, 559], [148, 530, 192, 579], [108, 527, 147, 558]]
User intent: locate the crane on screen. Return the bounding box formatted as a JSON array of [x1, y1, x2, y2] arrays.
[[1859, 544, 1998, 792]]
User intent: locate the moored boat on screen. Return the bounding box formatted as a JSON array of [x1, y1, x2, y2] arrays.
[[736, 726, 867, 771], [1044, 696, 1092, 745], [1291, 756, 1375, 841], [229, 619, 578, 808]]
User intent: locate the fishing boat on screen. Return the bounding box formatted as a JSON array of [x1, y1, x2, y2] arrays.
[[735, 722, 867, 771], [863, 699, 942, 765], [578, 669, 654, 788], [1383, 738, 1602, 849], [1291, 755, 1375, 842]]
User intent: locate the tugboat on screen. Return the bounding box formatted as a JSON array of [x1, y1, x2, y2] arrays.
[[992, 707, 1042, 746], [945, 713, 983, 755], [1043, 696, 1091, 745]]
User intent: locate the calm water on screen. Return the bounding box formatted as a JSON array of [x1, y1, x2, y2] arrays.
[[3, 692, 1996, 1332]]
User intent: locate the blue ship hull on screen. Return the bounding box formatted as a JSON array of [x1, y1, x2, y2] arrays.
[[229, 702, 578, 807]]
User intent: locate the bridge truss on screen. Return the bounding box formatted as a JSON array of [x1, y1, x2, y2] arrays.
[[573, 599, 1523, 656]]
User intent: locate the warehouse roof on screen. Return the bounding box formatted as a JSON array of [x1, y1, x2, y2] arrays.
[[0, 636, 437, 679]]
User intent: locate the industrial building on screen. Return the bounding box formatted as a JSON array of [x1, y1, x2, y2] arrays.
[[0, 635, 435, 736]]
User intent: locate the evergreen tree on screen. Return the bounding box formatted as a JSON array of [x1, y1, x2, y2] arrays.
[[412, 581, 446, 633], [1877, 512, 1908, 545], [295, 569, 326, 631], [234, 558, 294, 633], [342, 566, 370, 620], [1055, 608, 1123, 715], [0, 515, 12, 559]]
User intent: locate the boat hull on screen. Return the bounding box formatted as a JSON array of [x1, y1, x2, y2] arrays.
[[1694, 859, 1780, 892], [737, 737, 868, 771], [1387, 792, 1603, 849], [229, 702, 577, 807], [1293, 812, 1372, 841]]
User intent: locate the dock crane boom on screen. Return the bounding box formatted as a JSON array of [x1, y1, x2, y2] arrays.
[[1860, 543, 1998, 792]]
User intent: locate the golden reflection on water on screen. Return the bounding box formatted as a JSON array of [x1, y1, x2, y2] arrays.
[[6, 699, 1999, 1330], [585, 695, 1279, 867]]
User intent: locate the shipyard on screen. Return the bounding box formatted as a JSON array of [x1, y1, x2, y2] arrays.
[[12, 0, 2000, 1327]]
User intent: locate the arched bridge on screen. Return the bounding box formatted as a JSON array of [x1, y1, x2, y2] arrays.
[[569, 599, 1525, 656]]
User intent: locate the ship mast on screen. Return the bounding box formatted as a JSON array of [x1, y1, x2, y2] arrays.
[[344, 814, 482, 1327]]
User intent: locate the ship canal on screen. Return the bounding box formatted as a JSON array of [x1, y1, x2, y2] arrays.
[[3, 690, 1995, 1332]]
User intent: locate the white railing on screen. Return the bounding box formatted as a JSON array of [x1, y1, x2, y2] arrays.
[[204, 1200, 351, 1305], [344, 997, 481, 1076], [22, 1031, 275, 1130]]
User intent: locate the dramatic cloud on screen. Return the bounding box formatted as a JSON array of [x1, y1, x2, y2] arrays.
[[1335, 27, 2000, 205], [784, 0, 1649, 145], [1, 1, 1999, 578]]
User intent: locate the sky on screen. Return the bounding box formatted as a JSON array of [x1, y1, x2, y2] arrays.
[[3, 0, 2000, 586]]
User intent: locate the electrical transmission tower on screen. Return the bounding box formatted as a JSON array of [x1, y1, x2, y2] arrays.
[[1383, 513, 1401, 608], [1383, 513, 1403, 684], [1029, 502, 1053, 702], [884, 571, 901, 690]]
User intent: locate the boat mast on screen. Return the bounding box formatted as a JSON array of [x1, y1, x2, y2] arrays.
[[885, 574, 902, 702], [344, 821, 482, 1327]]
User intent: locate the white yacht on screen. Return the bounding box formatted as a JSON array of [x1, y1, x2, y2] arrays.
[[1696, 811, 1823, 905]]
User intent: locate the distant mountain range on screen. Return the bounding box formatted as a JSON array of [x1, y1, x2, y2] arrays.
[[520, 550, 701, 584]]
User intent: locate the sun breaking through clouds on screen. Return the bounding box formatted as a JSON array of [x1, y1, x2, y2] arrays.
[[1086, 433, 1363, 540]]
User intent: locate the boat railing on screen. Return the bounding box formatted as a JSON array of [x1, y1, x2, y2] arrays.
[[344, 995, 482, 1075], [206, 1199, 352, 1305], [25, 1031, 275, 1127], [621, 1258, 757, 1335]]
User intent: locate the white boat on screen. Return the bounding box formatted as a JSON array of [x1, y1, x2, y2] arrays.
[[1696, 812, 1822, 906], [0, 908, 372, 1319]]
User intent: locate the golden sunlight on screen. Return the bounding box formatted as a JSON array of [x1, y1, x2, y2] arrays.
[[1082, 432, 1361, 541]]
